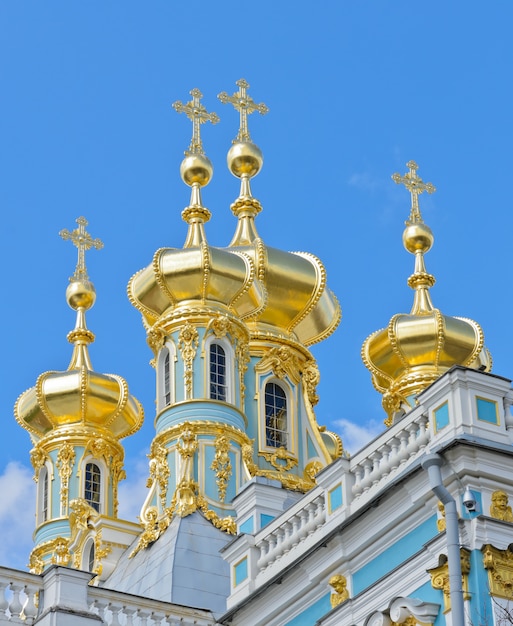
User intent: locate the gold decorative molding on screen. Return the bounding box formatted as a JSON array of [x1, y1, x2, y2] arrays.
[[147, 441, 170, 512], [29, 536, 71, 573], [69, 498, 98, 543], [56, 442, 75, 514], [259, 447, 298, 472], [428, 548, 471, 613], [175, 425, 199, 516], [243, 443, 312, 492], [328, 574, 349, 608], [303, 360, 320, 407], [256, 346, 302, 384], [490, 490, 513, 522], [129, 506, 169, 558], [110, 456, 125, 517], [483, 544, 513, 599], [178, 323, 199, 397], [30, 445, 48, 480], [211, 434, 232, 502]]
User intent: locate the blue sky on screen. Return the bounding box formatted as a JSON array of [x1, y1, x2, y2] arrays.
[[1, 2, 512, 569]]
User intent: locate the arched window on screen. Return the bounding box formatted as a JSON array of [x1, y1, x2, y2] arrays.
[[164, 351, 171, 406], [87, 540, 95, 572], [39, 466, 49, 523], [265, 382, 288, 448], [210, 343, 227, 401], [84, 462, 101, 512], [157, 343, 175, 411]]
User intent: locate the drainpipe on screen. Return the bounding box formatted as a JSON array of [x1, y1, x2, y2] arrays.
[[421, 453, 465, 626]]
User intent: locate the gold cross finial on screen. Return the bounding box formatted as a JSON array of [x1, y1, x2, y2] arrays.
[[172, 88, 219, 156], [392, 160, 436, 223], [218, 78, 269, 143], [59, 216, 103, 281]]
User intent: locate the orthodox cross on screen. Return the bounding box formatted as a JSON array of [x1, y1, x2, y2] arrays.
[[392, 160, 436, 223], [60, 216, 103, 281], [172, 88, 219, 155], [218, 78, 269, 142]]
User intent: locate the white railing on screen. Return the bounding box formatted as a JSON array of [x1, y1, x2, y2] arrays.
[[256, 492, 325, 572], [89, 585, 218, 626], [350, 411, 430, 497], [0, 567, 42, 624]]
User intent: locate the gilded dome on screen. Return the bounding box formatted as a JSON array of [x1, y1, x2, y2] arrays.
[[129, 83, 340, 348], [362, 161, 492, 423], [15, 219, 144, 442]]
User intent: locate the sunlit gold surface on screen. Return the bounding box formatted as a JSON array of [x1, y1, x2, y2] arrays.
[[16, 218, 144, 442], [362, 161, 492, 422], [483, 544, 513, 599]]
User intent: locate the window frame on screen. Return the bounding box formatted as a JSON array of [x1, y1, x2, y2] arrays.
[[204, 336, 234, 404], [157, 341, 176, 412]]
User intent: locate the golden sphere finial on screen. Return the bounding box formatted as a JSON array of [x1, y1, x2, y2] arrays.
[[180, 153, 213, 188], [66, 279, 96, 311], [402, 221, 434, 254], [227, 141, 263, 179]]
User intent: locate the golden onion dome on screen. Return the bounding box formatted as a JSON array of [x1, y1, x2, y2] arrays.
[[15, 218, 144, 442], [362, 161, 492, 424], [130, 83, 340, 348], [128, 87, 266, 336], [218, 80, 340, 346]]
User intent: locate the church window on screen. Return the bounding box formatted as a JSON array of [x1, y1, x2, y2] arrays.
[[84, 463, 101, 512], [86, 540, 95, 572], [157, 343, 175, 411], [164, 351, 171, 405], [265, 382, 288, 448], [39, 466, 49, 523], [210, 343, 227, 401]]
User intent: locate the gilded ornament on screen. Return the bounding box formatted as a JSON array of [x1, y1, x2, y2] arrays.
[[218, 78, 268, 144], [242, 442, 311, 492], [172, 88, 219, 157], [428, 549, 471, 613], [69, 498, 98, 542], [147, 441, 170, 512], [28, 551, 45, 575], [175, 425, 199, 516], [304, 461, 323, 484], [59, 216, 103, 283], [259, 447, 298, 472], [490, 490, 513, 522], [392, 160, 436, 225], [328, 574, 349, 608], [130, 507, 165, 558], [147, 327, 165, 360], [256, 346, 302, 383], [86, 437, 109, 460], [178, 323, 199, 397], [51, 537, 71, 566], [196, 493, 236, 534], [56, 442, 75, 513], [92, 529, 112, 579], [210, 434, 232, 502], [30, 446, 48, 480], [110, 455, 126, 517], [483, 544, 513, 598], [209, 315, 232, 339], [303, 360, 320, 406]]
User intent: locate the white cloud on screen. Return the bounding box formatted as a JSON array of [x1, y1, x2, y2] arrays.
[[0, 462, 36, 570], [118, 454, 151, 523], [334, 418, 383, 455]]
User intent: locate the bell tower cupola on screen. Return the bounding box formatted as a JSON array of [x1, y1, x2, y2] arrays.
[[15, 217, 144, 578]]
